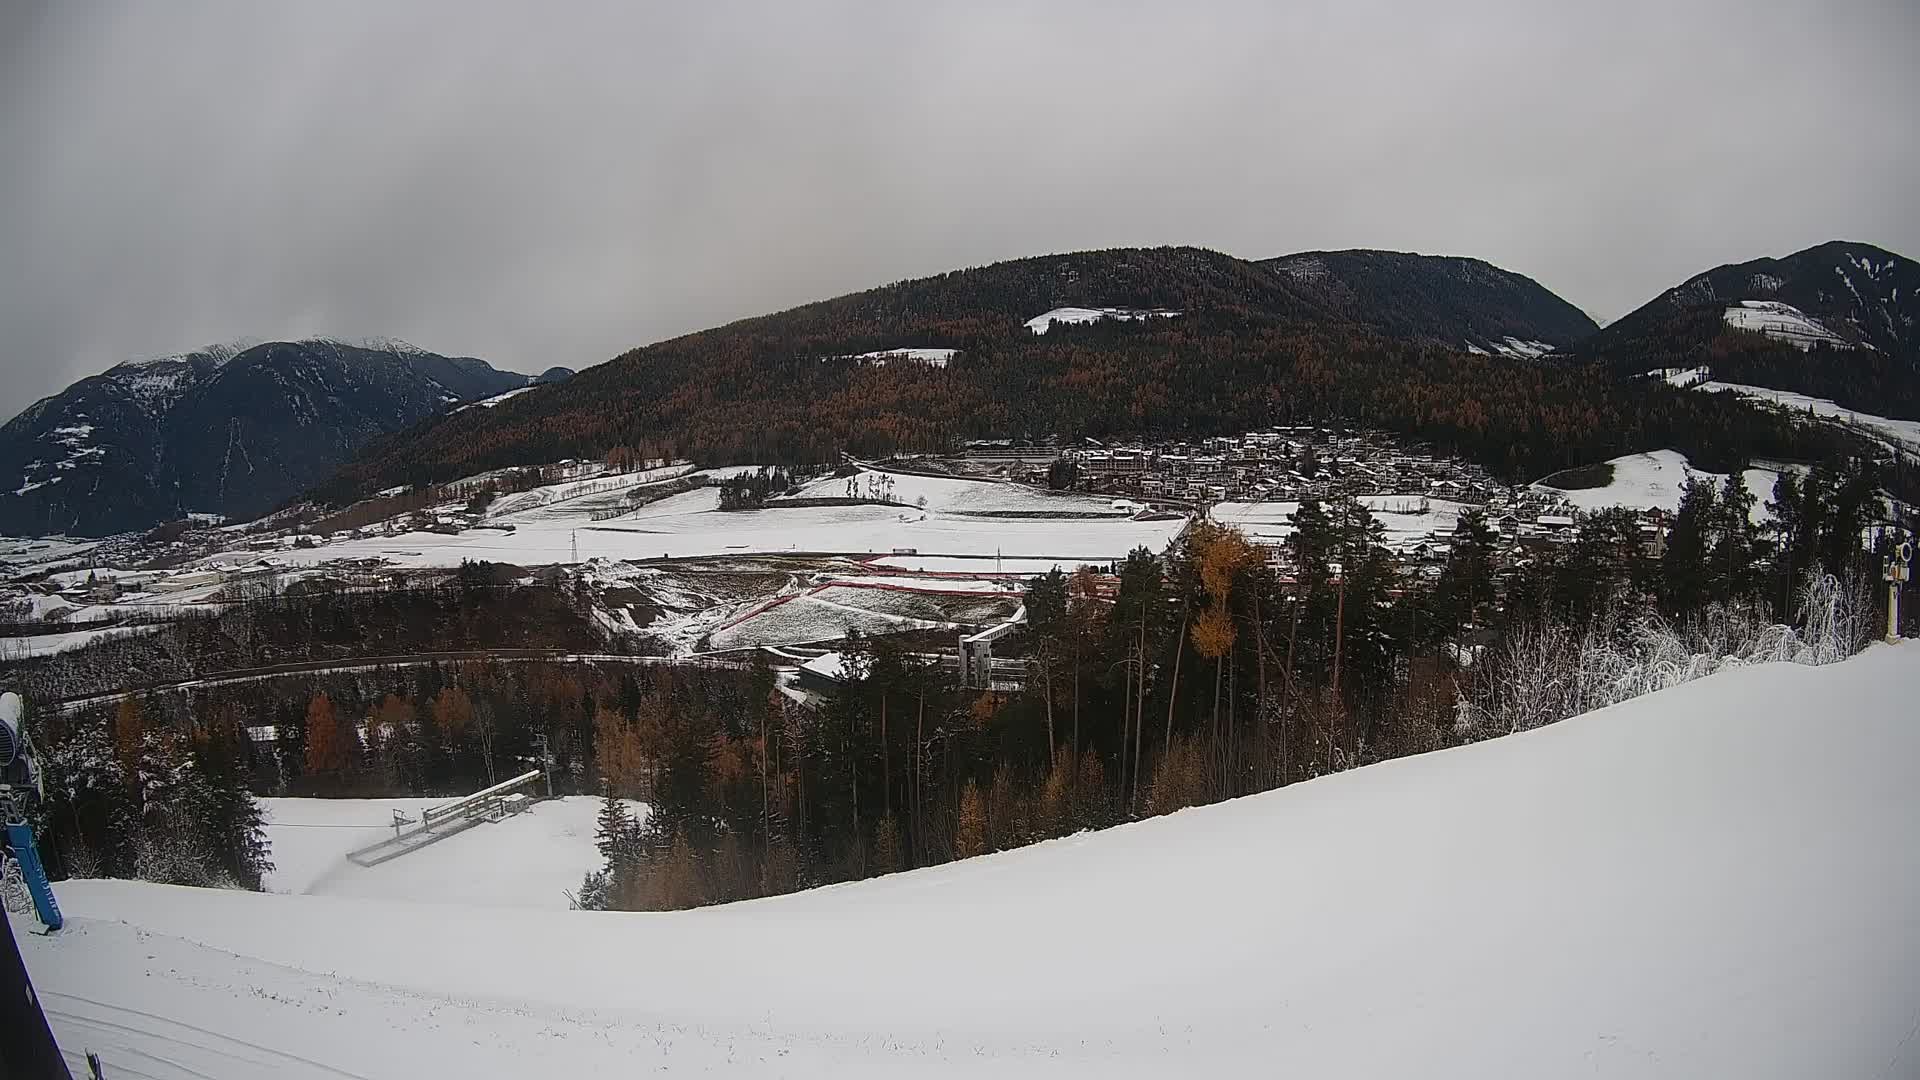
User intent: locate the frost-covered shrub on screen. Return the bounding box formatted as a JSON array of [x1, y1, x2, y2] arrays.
[[1458, 566, 1868, 739]]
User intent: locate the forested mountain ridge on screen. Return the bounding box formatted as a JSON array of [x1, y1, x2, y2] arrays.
[[1260, 249, 1598, 357], [1, 340, 546, 536], [315, 245, 1850, 506], [1586, 240, 1920, 418]]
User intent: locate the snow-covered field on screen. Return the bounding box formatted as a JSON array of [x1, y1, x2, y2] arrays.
[[1025, 307, 1179, 334], [261, 795, 631, 909], [1699, 381, 1920, 454], [21, 641, 1919, 1077], [789, 468, 1129, 516], [1212, 495, 1475, 551], [866, 554, 1096, 574], [0, 624, 161, 659], [0, 535, 101, 579], [835, 348, 957, 367], [1535, 449, 1786, 518], [707, 579, 1020, 650], [241, 468, 1184, 570]]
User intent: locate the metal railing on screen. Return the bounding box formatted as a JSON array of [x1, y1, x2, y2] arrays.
[[345, 770, 544, 867]]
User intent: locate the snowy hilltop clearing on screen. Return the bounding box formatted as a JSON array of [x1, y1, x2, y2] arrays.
[[1533, 448, 1794, 517], [20, 641, 1919, 1078]]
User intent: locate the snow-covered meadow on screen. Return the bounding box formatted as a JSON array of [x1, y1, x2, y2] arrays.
[[1534, 449, 1790, 518], [229, 467, 1186, 571], [1212, 494, 1476, 552]]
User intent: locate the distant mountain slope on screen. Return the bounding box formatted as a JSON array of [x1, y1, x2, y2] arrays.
[[1589, 240, 1920, 418], [1, 340, 536, 536], [315, 246, 1845, 506], [1260, 249, 1598, 357]]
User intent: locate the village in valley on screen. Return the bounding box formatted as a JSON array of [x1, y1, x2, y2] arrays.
[[1, 424, 1712, 699]]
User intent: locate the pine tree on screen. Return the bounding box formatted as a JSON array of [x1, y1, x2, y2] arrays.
[[1710, 470, 1757, 602], [1660, 478, 1717, 616], [1438, 506, 1498, 632], [1025, 568, 1069, 637], [594, 785, 635, 866]]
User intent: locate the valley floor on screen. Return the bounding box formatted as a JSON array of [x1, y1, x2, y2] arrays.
[[19, 642, 1920, 1078]]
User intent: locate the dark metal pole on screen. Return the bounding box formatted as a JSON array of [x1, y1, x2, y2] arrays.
[[0, 909, 75, 1079]]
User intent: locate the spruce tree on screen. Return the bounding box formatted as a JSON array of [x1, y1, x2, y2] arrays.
[[1660, 478, 1717, 617], [594, 785, 634, 866]]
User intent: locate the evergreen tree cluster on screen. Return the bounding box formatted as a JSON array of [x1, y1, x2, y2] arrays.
[[35, 696, 268, 888], [716, 467, 795, 510]]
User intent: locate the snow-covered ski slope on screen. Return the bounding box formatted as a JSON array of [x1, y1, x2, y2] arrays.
[[22, 642, 1920, 1078]]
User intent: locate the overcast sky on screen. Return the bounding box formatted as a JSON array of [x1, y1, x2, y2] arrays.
[[3, 1, 1916, 409]]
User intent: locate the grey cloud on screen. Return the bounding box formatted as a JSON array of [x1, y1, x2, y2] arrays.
[[3, 0, 1917, 409]]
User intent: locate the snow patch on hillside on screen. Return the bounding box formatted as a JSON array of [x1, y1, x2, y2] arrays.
[[1025, 307, 1180, 334], [1465, 337, 1555, 360], [110, 341, 247, 371], [1723, 300, 1856, 350], [1271, 254, 1330, 282], [1699, 381, 1920, 454], [1644, 366, 1712, 388], [456, 385, 538, 411], [832, 348, 957, 368], [1492, 336, 1554, 359]]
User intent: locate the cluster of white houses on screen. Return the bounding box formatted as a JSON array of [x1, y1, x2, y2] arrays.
[[1010, 428, 1509, 506], [962, 429, 1671, 569]]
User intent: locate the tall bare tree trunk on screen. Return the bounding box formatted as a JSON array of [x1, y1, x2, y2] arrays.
[[1133, 617, 1149, 812], [879, 695, 889, 819], [1212, 657, 1223, 741], [1228, 647, 1238, 795], [1118, 648, 1132, 805], [1331, 577, 1346, 699], [1042, 648, 1055, 762], [848, 709, 857, 866], [1331, 577, 1346, 771], [1072, 635, 1081, 757], [1163, 613, 1186, 761], [914, 691, 925, 867], [760, 707, 770, 845]]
